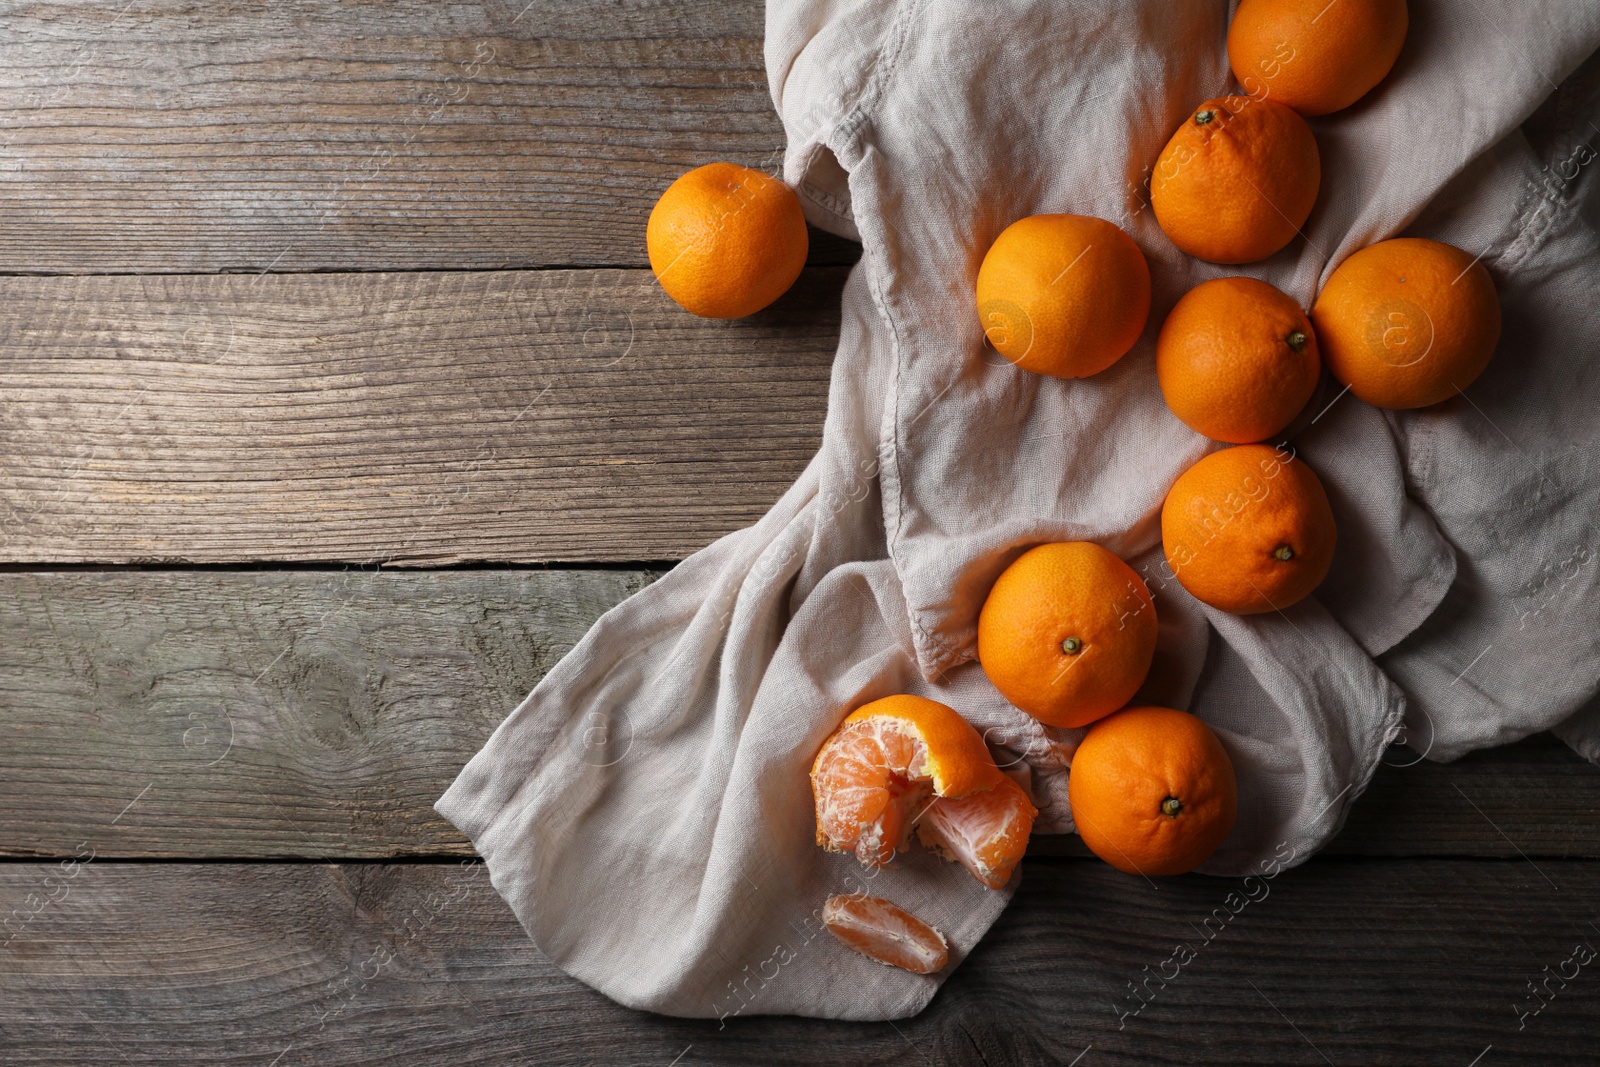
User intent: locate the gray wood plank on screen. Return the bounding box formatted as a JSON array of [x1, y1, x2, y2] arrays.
[[0, 267, 841, 564], [0, 569, 648, 859], [0, 0, 860, 273], [2, 569, 1597, 861], [0, 858, 1594, 1064]]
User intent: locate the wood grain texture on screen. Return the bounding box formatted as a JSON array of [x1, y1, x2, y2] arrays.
[[2, 569, 1597, 861], [0, 0, 860, 273], [0, 569, 649, 859], [0, 267, 841, 564], [1, 858, 1595, 1064]]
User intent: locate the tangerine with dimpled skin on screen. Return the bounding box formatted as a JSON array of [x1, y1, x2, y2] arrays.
[[646, 162, 808, 319], [1310, 237, 1501, 409], [975, 214, 1152, 378], [1150, 96, 1321, 264], [1161, 444, 1337, 614], [1157, 276, 1321, 443], [1067, 705, 1238, 876], [977, 542, 1158, 729], [1228, 0, 1409, 117]]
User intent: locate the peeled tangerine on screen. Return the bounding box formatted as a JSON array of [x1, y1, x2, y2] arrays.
[[822, 893, 949, 975], [811, 695, 1037, 890]]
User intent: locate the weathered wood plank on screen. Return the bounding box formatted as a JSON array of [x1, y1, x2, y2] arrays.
[[0, 267, 841, 563], [0, 859, 1594, 1064], [0, 0, 860, 273], [2, 569, 1597, 861], [0, 569, 648, 858]]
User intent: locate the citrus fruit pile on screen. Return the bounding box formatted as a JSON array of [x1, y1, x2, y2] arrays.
[[643, 0, 1501, 973]]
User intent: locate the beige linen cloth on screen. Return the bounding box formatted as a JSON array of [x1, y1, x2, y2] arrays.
[[439, 0, 1600, 1021]]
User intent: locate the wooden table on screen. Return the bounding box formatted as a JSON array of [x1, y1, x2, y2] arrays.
[[1, 3, 1596, 1063]]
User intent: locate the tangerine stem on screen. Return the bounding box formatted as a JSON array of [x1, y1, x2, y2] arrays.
[[1273, 545, 1295, 561], [1061, 637, 1083, 655], [1161, 797, 1183, 817]]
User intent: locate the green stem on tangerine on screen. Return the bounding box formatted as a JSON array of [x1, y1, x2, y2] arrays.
[[1161, 797, 1183, 817]]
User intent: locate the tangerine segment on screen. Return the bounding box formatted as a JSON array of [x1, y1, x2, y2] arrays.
[[811, 695, 1034, 881], [1227, 0, 1409, 117], [974, 213, 1151, 379], [1067, 706, 1238, 877], [1150, 96, 1320, 264], [1310, 237, 1501, 409], [822, 894, 949, 975], [645, 162, 808, 319], [977, 542, 1158, 729], [916, 775, 1036, 889], [1161, 444, 1336, 614]]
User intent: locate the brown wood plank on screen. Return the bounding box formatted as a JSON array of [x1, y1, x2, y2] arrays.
[[0, 858, 1594, 1063], [0, 0, 860, 273], [2, 569, 1597, 861], [0, 267, 841, 564]]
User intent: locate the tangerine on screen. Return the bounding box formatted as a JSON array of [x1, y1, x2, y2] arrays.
[[1067, 705, 1238, 876], [1310, 237, 1501, 409], [1157, 276, 1321, 443], [1228, 0, 1409, 117], [977, 543, 1158, 729], [1150, 96, 1321, 264], [646, 162, 808, 318], [975, 214, 1151, 378], [811, 695, 1036, 889], [1161, 444, 1336, 614]]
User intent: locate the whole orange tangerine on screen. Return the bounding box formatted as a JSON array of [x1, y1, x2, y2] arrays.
[[646, 162, 808, 319], [1310, 237, 1501, 409], [1067, 705, 1238, 876], [1150, 96, 1320, 264], [1228, 0, 1409, 117], [1161, 444, 1336, 614], [975, 214, 1151, 378], [1157, 276, 1321, 443], [977, 542, 1158, 729]]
